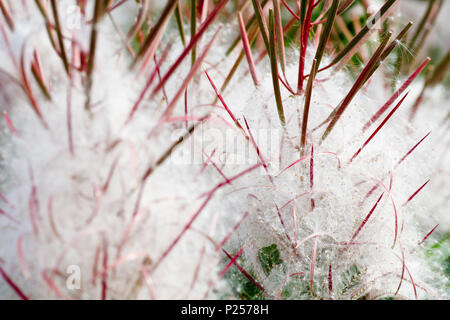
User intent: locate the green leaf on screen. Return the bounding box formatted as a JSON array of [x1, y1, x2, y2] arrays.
[[258, 244, 283, 276]]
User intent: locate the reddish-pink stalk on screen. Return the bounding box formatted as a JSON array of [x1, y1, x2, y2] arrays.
[[290, 271, 306, 277], [42, 270, 70, 299], [310, 236, 318, 296], [82, 184, 102, 228], [349, 92, 409, 163], [222, 249, 265, 293], [278, 151, 340, 176], [243, 116, 273, 184], [350, 193, 384, 242], [394, 254, 418, 299], [0, 191, 11, 206], [328, 264, 333, 300], [141, 263, 156, 299], [102, 156, 120, 192], [402, 179, 430, 207], [47, 196, 60, 239], [278, 74, 297, 95], [395, 247, 406, 296], [297, 0, 314, 93], [0, 266, 29, 300], [20, 46, 48, 129], [150, 0, 229, 97], [291, 205, 298, 249], [184, 87, 189, 128], [238, 12, 259, 86], [361, 131, 431, 205], [91, 244, 101, 285], [417, 224, 439, 246], [394, 131, 431, 170], [198, 148, 217, 177], [29, 186, 39, 237], [159, 29, 220, 120], [0, 209, 18, 223], [362, 58, 430, 133]]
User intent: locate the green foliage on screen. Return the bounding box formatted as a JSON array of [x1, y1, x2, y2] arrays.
[[338, 265, 362, 298]]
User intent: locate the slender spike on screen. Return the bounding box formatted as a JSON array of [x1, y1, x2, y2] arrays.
[[151, 164, 261, 273], [325, 0, 398, 70], [190, 0, 197, 66], [133, 0, 177, 65], [85, 0, 108, 110], [417, 224, 439, 246], [243, 117, 273, 183], [363, 57, 430, 132], [309, 145, 315, 210], [219, 246, 244, 278], [31, 50, 51, 100], [328, 264, 333, 300], [273, 0, 286, 74], [127, 0, 150, 41], [204, 69, 248, 138], [350, 193, 384, 242], [280, 0, 300, 20], [251, 0, 270, 52], [50, 0, 70, 76], [310, 236, 318, 296], [160, 29, 220, 120], [380, 21, 413, 62], [311, 0, 339, 75], [406, 0, 442, 72], [407, 0, 436, 53], [20, 47, 48, 129], [125, 43, 171, 125], [0, 266, 29, 300], [394, 131, 431, 169], [216, 212, 249, 251], [222, 249, 265, 293], [297, 0, 314, 93], [402, 179, 430, 207], [426, 50, 450, 87], [174, 1, 186, 46], [321, 32, 392, 141], [227, 0, 269, 55], [150, 0, 229, 98], [3, 110, 18, 136]]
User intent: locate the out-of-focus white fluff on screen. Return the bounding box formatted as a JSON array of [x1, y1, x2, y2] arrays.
[[0, 1, 448, 300]]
